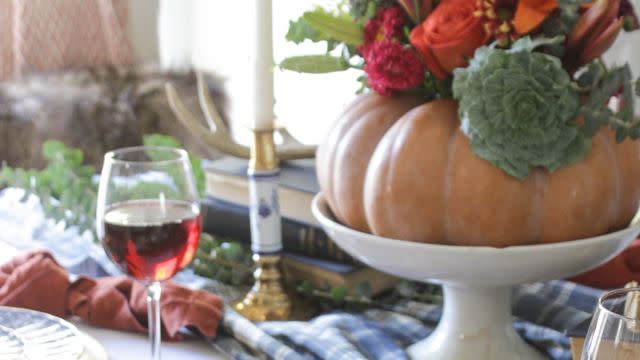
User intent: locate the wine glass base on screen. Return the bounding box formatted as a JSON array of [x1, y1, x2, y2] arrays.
[[406, 285, 546, 360]]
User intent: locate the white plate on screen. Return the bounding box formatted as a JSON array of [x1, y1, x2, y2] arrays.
[[0, 306, 85, 360], [79, 332, 108, 360], [0, 324, 26, 359]]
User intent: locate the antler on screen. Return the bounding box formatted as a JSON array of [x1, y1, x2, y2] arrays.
[[165, 73, 316, 160]]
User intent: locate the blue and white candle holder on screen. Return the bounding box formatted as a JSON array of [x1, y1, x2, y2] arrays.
[[233, 128, 292, 321]]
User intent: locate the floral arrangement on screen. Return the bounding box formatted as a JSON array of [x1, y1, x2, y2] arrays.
[[281, 0, 640, 179]]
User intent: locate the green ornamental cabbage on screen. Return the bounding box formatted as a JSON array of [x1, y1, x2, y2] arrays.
[[452, 37, 588, 180]]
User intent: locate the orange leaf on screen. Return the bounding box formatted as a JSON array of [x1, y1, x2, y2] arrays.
[[513, 0, 558, 34]]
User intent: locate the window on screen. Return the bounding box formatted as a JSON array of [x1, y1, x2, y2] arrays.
[[158, 0, 361, 145]]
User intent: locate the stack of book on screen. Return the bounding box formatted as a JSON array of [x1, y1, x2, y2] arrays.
[[201, 156, 398, 294]]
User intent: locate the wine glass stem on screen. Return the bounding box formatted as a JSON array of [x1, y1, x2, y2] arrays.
[[147, 281, 162, 360]]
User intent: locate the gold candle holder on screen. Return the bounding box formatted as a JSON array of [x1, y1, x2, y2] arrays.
[[234, 253, 291, 321], [165, 74, 316, 321], [233, 128, 291, 321]]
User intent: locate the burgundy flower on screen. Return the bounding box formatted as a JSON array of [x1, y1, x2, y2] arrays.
[[364, 41, 425, 95], [360, 5, 407, 58]]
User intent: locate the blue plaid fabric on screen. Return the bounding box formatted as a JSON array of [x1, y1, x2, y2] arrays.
[[0, 188, 605, 360], [217, 280, 601, 360]]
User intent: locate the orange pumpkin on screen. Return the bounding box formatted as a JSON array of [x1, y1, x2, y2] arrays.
[[317, 94, 640, 247]]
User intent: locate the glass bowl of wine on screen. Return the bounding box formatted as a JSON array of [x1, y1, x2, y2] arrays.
[[96, 146, 201, 360]]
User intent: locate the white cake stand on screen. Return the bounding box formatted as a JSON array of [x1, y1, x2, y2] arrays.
[[311, 194, 640, 360]]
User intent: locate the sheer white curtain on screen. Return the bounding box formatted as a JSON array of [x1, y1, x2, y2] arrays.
[[0, 0, 133, 80]]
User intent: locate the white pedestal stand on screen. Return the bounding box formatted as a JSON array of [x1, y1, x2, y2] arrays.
[[312, 194, 640, 360]]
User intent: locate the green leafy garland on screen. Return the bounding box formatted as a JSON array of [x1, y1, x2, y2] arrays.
[[0, 138, 443, 309], [0, 140, 98, 237], [0, 136, 205, 240]]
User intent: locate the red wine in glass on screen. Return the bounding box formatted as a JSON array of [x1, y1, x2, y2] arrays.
[[102, 199, 201, 281]]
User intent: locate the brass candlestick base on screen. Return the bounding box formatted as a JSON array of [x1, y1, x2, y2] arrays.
[[234, 254, 291, 321]]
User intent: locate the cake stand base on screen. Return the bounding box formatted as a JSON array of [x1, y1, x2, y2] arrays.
[[407, 285, 545, 360], [312, 194, 640, 360]]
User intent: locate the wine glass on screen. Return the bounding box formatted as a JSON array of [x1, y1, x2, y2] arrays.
[[96, 146, 201, 360], [582, 287, 640, 359]]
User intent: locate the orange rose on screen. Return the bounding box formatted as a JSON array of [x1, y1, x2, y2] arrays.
[[410, 0, 491, 79]]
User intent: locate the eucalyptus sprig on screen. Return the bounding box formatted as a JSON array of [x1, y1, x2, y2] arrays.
[[295, 279, 443, 312], [0, 140, 99, 239], [191, 233, 255, 286], [0, 135, 206, 242]]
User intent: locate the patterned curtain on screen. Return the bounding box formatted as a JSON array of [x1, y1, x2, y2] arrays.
[[0, 0, 133, 80]]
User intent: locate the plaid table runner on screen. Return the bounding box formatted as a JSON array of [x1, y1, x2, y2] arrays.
[[212, 280, 599, 360], [0, 188, 602, 359]]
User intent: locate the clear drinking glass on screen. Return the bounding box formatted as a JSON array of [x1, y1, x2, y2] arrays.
[[581, 287, 640, 359], [96, 146, 201, 360]]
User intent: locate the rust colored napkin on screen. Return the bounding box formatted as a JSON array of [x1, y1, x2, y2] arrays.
[[570, 239, 640, 289], [0, 250, 223, 340]]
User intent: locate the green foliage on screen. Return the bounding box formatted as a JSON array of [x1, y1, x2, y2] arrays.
[[191, 233, 254, 286], [577, 64, 638, 141], [142, 134, 205, 197], [507, 35, 565, 53], [0, 140, 98, 239], [279, 55, 349, 74], [285, 7, 363, 47], [354, 281, 373, 299], [282, 5, 366, 81], [575, 61, 607, 91], [541, 0, 585, 50], [295, 280, 374, 311], [0, 136, 206, 243], [392, 281, 443, 303], [295, 279, 443, 312], [453, 37, 587, 179], [286, 17, 323, 44], [636, 77, 640, 97], [349, 0, 394, 20], [143, 133, 181, 148], [330, 286, 348, 302], [302, 9, 363, 46]]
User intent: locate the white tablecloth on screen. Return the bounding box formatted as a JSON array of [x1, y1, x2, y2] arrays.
[[74, 322, 229, 360], [0, 241, 230, 359]]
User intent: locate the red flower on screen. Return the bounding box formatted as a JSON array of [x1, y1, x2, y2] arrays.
[[365, 41, 425, 96], [360, 5, 407, 58], [410, 0, 491, 79]]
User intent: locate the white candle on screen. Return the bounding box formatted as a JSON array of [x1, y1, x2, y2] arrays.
[[249, 0, 275, 130]]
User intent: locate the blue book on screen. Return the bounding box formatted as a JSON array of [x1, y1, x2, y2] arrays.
[[202, 157, 318, 226], [281, 252, 398, 295], [201, 192, 357, 265]]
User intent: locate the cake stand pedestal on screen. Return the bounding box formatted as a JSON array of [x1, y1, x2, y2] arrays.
[[410, 285, 543, 359], [311, 194, 640, 360]]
